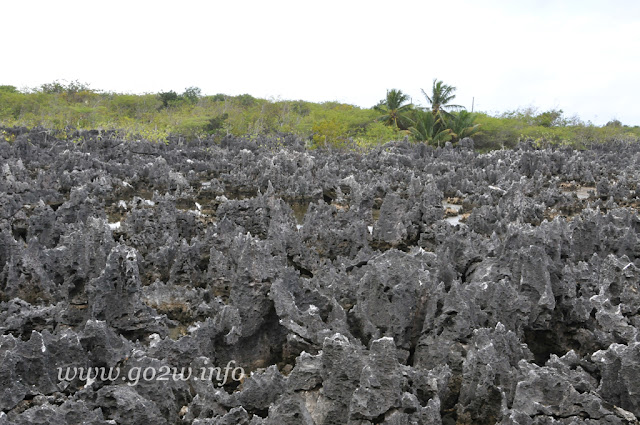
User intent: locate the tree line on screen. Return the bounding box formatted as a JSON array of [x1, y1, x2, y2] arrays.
[[0, 80, 638, 150], [374, 80, 480, 146]]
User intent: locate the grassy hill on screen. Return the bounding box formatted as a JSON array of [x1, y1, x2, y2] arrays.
[[1, 82, 638, 150]]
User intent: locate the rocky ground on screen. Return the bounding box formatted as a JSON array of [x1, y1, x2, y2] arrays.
[[0, 127, 639, 424]]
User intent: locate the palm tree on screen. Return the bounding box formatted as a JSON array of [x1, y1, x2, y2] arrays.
[[421, 79, 463, 121], [447, 110, 481, 141], [409, 109, 452, 147], [374, 89, 413, 130]]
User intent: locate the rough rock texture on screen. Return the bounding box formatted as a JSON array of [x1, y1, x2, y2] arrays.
[[0, 127, 639, 424]]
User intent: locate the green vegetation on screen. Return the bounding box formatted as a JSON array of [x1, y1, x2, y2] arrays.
[[447, 110, 481, 141], [373, 89, 413, 130], [409, 109, 452, 145], [472, 107, 640, 150], [369, 79, 481, 147], [422, 79, 463, 119], [0, 79, 638, 149]]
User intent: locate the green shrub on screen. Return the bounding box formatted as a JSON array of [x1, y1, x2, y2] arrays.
[[312, 118, 348, 148], [182, 87, 201, 104], [355, 121, 398, 147], [0, 85, 18, 93], [157, 91, 180, 108], [174, 116, 211, 139], [204, 113, 229, 134]]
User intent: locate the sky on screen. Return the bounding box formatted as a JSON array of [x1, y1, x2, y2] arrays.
[[2, 0, 639, 126]]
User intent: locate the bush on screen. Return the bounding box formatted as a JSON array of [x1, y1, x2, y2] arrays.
[[355, 121, 398, 147], [174, 116, 210, 139], [204, 113, 229, 134], [157, 91, 180, 108], [235, 94, 256, 107], [312, 118, 348, 148], [182, 87, 201, 104], [0, 85, 18, 93]]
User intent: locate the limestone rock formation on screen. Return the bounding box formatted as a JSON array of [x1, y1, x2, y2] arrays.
[[0, 128, 639, 424]]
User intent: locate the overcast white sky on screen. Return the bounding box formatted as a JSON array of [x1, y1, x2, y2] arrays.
[[2, 0, 639, 125]]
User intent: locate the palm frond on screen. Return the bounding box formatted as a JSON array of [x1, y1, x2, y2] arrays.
[[375, 89, 413, 130]]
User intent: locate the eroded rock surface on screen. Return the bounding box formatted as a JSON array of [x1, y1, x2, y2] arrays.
[[1, 128, 639, 424]]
